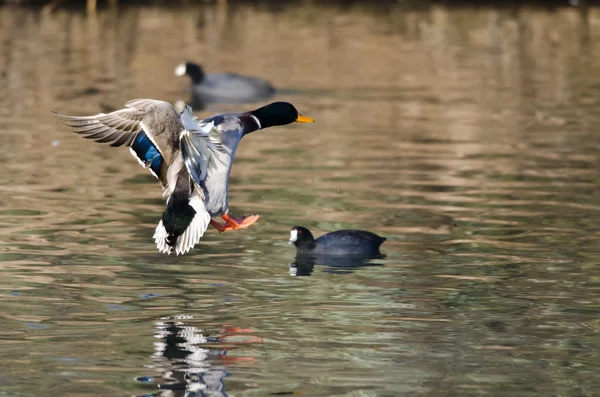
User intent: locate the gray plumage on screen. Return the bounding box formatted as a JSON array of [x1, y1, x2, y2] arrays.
[[52, 99, 259, 255], [52, 99, 181, 173], [181, 112, 260, 216], [192, 74, 275, 104], [175, 61, 275, 105], [53, 99, 313, 255]]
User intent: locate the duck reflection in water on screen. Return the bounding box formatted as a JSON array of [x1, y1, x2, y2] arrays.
[[136, 316, 262, 397], [288, 226, 387, 277]]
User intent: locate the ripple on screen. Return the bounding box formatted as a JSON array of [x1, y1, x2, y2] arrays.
[[1, 3, 600, 397]]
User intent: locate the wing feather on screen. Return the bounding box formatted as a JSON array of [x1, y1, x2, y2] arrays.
[[179, 106, 235, 191], [52, 108, 143, 147], [52, 99, 181, 154], [180, 134, 210, 189]]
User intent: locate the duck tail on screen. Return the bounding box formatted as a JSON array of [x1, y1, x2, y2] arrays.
[[153, 195, 211, 255]]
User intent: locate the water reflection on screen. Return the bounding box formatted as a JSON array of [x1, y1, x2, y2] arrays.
[[288, 254, 385, 277], [138, 317, 262, 397], [2, 1, 600, 396]]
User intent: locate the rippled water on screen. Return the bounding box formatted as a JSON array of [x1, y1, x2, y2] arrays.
[[1, 2, 600, 396]]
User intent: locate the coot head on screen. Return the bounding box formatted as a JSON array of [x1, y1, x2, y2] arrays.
[[174, 61, 206, 85], [289, 226, 316, 251]]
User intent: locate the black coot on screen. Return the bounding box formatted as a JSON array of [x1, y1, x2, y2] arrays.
[[175, 61, 275, 105], [289, 226, 386, 256]]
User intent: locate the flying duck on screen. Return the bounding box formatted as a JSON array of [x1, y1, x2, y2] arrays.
[[52, 100, 314, 255]]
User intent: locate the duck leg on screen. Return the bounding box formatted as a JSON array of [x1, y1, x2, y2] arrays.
[[210, 213, 260, 232]]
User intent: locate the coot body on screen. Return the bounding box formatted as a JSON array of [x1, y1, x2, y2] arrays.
[[289, 226, 386, 256], [175, 61, 275, 105]]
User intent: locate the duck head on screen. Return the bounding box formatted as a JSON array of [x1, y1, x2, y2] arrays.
[[251, 102, 314, 129]]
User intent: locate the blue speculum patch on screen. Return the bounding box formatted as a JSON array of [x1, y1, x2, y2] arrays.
[[131, 131, 163, 176]]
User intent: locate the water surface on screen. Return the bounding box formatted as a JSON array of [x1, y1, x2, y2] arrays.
[[1, 2, 600, 396]]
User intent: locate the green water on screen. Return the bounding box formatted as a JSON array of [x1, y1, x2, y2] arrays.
[[1, 2, 600, 396]]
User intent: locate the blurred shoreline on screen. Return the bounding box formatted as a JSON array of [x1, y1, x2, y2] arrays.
[[0, 0, 597, 11]]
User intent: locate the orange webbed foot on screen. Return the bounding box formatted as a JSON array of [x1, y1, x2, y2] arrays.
[[210, 214, 260, 232]]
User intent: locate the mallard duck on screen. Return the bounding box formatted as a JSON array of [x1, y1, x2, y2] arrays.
[[52, 100, 314, 255], [289, 226, 386, 256], [175, 61, 275, 105]]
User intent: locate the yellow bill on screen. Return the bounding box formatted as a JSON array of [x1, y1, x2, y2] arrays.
[[296, 114, 315, 123]]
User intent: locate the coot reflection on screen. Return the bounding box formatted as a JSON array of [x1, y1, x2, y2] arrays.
[[289, 253, 384, 277]]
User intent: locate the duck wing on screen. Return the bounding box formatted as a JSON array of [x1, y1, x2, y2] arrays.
[[52, 99, 182, 163], [179, 105, 232, 190]]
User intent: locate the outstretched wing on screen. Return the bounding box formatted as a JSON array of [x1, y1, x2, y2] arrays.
[[52, 99, 181, 158], [52, 106, 144, 147]]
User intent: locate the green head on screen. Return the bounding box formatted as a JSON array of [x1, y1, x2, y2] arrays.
[[250, 102, 314, 129]]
